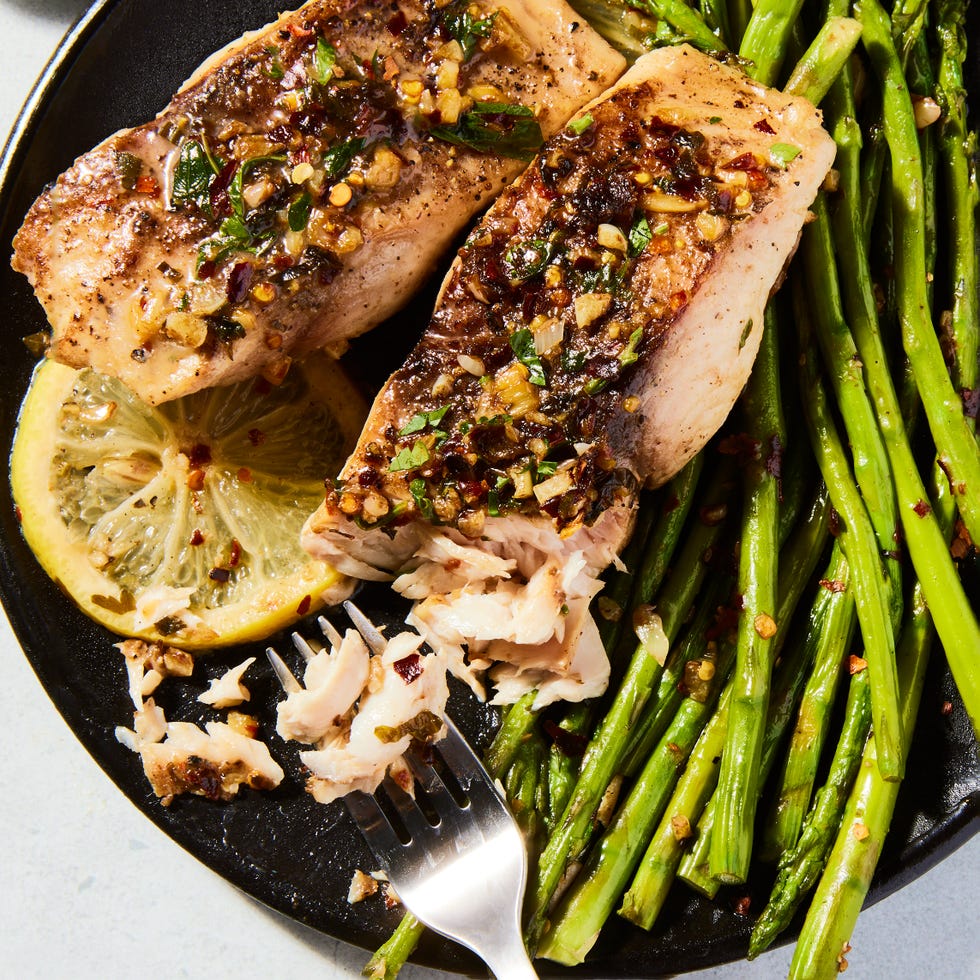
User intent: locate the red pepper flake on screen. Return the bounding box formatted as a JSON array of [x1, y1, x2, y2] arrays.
[[829, 509, 843, 537], [542, 719, 589, 757], [913, 499, 931, 517], [941, 700, 954, 716], [286, 21, 314, 37], [820, 578, 847, 593], [14, 505, 22, 523], [669, 289, 689, 312], [386, 9, 407, 34], [718, 431, 761, 465], [247, 428, 266, 446], [393, 653, 423, 684], [135, 174, 159, 195], [848, 655, 868, 674], [296, 594, 312, 616], [229, 539, 242, 567], [190, 529, 205, 546], [198, 259, 217, 280], [209, 567, 231, 583], [753, 119, 776, 134], [187, 468, 206, 492], [187, 443, 212, 468], [238, 467, 253, 483], [733, 895, 752, 916], [227, 262, 254, 304]]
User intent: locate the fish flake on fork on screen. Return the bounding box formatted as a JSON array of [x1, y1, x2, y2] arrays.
[[267, 602, 537, 978]]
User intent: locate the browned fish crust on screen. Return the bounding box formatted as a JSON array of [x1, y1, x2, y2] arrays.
[[320, 49, 835, 544], [12, 0, 624, 403]]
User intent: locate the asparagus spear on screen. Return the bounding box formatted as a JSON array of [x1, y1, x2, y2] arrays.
[[858, 0, 980, 542], [709, 312, 783, 883], [523, 461, 733, 951], [628, 0, 728, 53], [782, 17, 863, 105], [537, 640, 736, 964], [825, 58, 980, 736], [934, 0, 979, 400], [362, 914, 426, 980], [619, 684, 733, 928], [749, 665, 874, 957], [759, 543, 856, 861]]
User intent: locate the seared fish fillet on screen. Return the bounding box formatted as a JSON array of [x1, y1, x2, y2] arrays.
[[303, 45, 835, 705], [12, 0, 624, 405]]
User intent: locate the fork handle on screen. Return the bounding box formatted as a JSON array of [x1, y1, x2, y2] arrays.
[[483, 938, 539, 979]]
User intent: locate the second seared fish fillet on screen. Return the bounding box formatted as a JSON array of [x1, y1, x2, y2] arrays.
[[11, 0, 624, 404], [303, 46, 836, 706]]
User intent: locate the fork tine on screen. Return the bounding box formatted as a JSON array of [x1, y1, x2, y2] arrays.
[[291, 630, 318, 662], [345, 790, 404, 862], [318, 614, 344, 649], [265, 647, 302, 693], [434, 719, 509, 811], [382, 776, 443, 845], [343, 600, 387, 655]]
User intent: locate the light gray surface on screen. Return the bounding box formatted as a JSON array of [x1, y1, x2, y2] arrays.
[[0, 2, 976, 977]]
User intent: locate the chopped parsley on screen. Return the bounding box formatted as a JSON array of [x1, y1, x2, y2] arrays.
[[502, 238, 555, 283], [312, 37, 337, 85], [628, 215, 653, 257], [389, 441, 431, 472], [409, 478, 435, 519], [509, 328, 547, 386], [399, 404, 450, 438]]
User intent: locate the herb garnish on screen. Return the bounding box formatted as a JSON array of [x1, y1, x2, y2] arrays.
[[288, 192, 313, 232], [171, 141, 216, 209], [430, 103, 543, 161], [409, 478, 435, 519], [441, 2, 498, 61], [566, 113, 594, 135], [312, 37, 337, 85], [400, 405, 450, 438], [619, 326, 644, 367], [769, 143, 801, 168], [389, 441, 431, 472], [323, 137, 366, 179], [628, 215, 653, 257], [502, 239, 555, 283], [115, 151, 143, 191], [509, 328, 547, 386]]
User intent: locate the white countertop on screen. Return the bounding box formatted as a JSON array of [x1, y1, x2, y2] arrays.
[[0, 3, 977, 978]]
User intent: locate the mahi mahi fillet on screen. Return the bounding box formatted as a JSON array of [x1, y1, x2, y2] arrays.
[[11, 0, 624, 404], [302, 45, 836, 706]]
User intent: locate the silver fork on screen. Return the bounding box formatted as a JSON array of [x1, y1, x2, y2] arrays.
[[268, 603, 537, 979]]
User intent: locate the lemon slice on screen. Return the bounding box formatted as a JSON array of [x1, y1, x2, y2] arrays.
[[10, 354, 367, 648]]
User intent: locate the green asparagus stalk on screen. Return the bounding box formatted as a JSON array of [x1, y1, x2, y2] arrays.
[[709, 311, 783, 883], [787, 571, 936, 979], [749, 665, 873, 958], [362, 914, 426, 980], [538, 642, 736, 964], [629, 0, 728, 52], [523, 460, 732, 952], [759, 544, 856, 861], [825, 62, 980, 736], [483, 691, 538, 779], [934, 0, 980, 399], [858, 0, 980, 542], [782, 18, 864, 106], [797, 289, 903, 781], [737, 0, 806, 85], [619, 684, 733, 928]]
